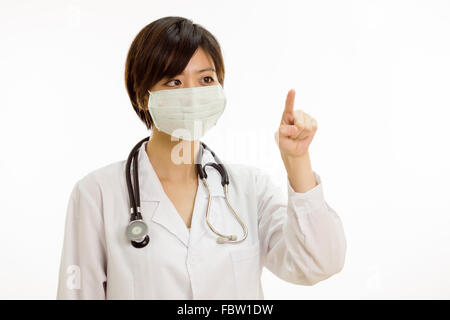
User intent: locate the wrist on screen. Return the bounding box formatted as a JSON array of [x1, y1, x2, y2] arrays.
[[280, 150, 316, 193], [280, 150, 310, 167]]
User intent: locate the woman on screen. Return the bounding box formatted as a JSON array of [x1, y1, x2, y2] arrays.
[[57, 16, 346, 300]]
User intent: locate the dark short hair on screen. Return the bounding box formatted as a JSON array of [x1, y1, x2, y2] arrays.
[[124, 16, 226, 130]]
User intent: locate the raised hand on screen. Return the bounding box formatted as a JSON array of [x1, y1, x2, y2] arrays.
[[275, 89, 318, 158]]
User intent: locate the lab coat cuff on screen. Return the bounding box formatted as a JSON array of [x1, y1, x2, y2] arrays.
[[287, 170, 325, 211]]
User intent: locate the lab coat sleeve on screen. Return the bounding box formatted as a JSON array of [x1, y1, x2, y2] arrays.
[[56, 175, 107, 299], [257, 169, 347, 286]]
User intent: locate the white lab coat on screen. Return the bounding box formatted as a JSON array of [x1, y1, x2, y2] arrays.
[[56, 141, 347, 300]]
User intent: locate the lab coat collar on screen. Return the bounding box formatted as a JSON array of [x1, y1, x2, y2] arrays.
[[134, 141, 225, 248]]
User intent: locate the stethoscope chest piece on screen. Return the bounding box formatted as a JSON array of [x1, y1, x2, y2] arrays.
[[131, 235, 150, 249], [127, 219, 150, 248]]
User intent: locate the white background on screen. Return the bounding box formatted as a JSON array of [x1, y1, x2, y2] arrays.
[[1, 0, 449, 299]]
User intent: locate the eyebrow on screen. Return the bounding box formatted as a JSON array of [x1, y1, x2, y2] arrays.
[[181, 67, 216, 75]]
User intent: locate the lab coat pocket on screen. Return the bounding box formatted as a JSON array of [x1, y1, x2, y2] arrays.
[[229, 241, 261, 300]]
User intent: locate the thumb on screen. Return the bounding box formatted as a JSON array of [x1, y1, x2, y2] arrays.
[[279, 124, 298, 137]]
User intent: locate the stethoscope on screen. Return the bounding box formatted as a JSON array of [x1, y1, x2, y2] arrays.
[[125, 136, 248, 248]]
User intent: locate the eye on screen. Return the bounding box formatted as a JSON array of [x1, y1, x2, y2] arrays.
[[203, 76, 215, 83], [165, 79, 181, 86]]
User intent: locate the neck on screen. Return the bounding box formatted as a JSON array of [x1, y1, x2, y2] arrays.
[[146, 130, 200, 182]]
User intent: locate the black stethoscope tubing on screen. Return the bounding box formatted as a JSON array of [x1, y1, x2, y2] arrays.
[[125, 136, 150, 248]]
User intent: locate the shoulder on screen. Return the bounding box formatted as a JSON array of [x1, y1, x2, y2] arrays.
[[224, 162, 287, 201], [64, 161, 127, 223], [224, 162, 256, 180], [225, 162, 273, 178], [74, 159, 127, 198], [223, 162, 273, 189]]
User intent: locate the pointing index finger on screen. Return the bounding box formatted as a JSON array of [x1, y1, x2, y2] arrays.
[[281, 89, 295, 124]]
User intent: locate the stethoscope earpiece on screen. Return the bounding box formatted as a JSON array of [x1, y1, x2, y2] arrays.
[[216, 235, 237, 244]]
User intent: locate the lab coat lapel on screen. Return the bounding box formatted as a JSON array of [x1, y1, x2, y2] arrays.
[[135, 141, 189, 247], [150, 198, 189, 247]]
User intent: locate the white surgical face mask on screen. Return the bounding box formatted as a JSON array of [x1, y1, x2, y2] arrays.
[[147, 83, 226, 141]]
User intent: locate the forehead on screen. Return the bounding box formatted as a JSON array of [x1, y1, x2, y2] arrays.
[[183, 47, 215, 72]]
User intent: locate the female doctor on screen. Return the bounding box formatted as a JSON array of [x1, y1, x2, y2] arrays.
[[57, 16, 347, 300]]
